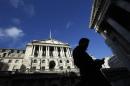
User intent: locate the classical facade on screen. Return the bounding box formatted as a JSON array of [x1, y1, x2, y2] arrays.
[[0, 38, 78, 73], [102, 56, 126, 68], [89, 0, 130, 70], [108, 55, 126, 68], [0, 49, 25, 71]]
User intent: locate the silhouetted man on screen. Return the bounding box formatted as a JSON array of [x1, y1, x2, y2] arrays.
[[73, 38, 111, 86]]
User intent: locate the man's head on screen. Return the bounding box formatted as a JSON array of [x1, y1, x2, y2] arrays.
[[79, 38, 89, 50]]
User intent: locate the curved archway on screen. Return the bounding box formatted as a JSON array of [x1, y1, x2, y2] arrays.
[[49, 60, 56, 71], [20, 64, 26, 72]]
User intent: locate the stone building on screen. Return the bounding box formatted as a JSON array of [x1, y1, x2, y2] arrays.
[[0, 49, 25, 71], [89, 0, 130, 70], [0, 38, 77, 73], [108, 55, 126, 68], [102, 56, 127, 68], [24, 38, 77, 73]]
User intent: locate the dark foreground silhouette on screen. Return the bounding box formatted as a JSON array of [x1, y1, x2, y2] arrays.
[[73, 38, 112, 86]]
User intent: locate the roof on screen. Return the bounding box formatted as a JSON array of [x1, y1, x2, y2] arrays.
[[29, 38, 69, 46]]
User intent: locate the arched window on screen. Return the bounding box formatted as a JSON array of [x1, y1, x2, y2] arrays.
[[15, 60, 19, 63], [67, 60, 69, 63], [41, 66, 45, 70], [49, 61, 56, 70], [33, 59, 37, 63], [42, 60, 45, 63], [59, 60, 62, 63], [8, 60, 12, 63], [67, 66, 71, 70], [13, 65, 18, 71], [59, 66, 63, 70], [32, 66, 36, 71]]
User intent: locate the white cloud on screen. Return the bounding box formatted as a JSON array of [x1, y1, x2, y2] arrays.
[[9, 0, 35, 17], [0, 27, 24, 39], [0, 29, 4, 37]]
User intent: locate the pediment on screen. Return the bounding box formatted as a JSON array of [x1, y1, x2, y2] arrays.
[[32, 39, 68, 45]]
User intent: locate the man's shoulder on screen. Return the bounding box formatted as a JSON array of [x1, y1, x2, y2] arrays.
[[73, 46, 80, 51]]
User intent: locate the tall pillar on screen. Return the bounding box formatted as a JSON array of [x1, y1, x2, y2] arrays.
[[69, 49, 72, 57], [32, 45, 36, 56], [107, 18, 130, 42], [48, 46, 50, 57], [53, 47, 56, 57], [60, 47, 63, 57], [38, 45, 40, 57], [68, 48, 70, 57], [38, 46, 43, 58], [41, 46, 43, 57], [31, 45, 34, 56], [116, 0, 130, 13], [55, 47, 58, 57], [61, 47, 65, 57], [46, 46, 48, 57], [66, 48, 68, 57], [46, 46, 50, 58], [66, 48, 70, 57]]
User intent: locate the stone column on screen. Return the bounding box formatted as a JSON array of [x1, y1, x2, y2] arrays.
[[38, 45, 41, 57], [66, 48, 70, 57], [60, 47, 63, 57], [61, 47, 65, 57], [39, 46, 43, 58], [48, 46, 50, 57], [46, 46, 48, 57], [68, 48, 70, 57], [56, 47, 58, 57], [53, 47, 56, 57], [70, 49, 72, 57], [41, 46, 43, 57], [107, 18, 130, 42], [65, 48, 68, 57], [55, 47, 58, 57], [32, 45, 36, 56], [31, 45, 34, 56], [46, 46, 50, 58]]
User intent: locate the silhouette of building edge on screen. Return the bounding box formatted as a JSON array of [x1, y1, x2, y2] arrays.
[[89, 0, 130, 86]]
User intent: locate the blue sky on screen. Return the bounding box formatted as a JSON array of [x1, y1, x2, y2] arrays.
[[0, 0, 112, 58]]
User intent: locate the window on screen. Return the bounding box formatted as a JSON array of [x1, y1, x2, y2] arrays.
[[31, 66, 36, 71], [41, 66, 45, 70], [60, 66, 63, 70], [59, 60, 62, 63], [13, 65, 18, 71], [8, 60, 12, 63], [33, 59, 37, 63], [23, 50, 25, 53], [42, 60, 45, 63], [67, 66, 71, 70], [33, 66, 36, 69], [3, 53, 6, 57], [67, 60, 69, 63], [15, 60, 19, 63]]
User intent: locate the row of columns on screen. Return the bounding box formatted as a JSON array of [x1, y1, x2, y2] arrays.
[[31, 45, 72, 58]]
